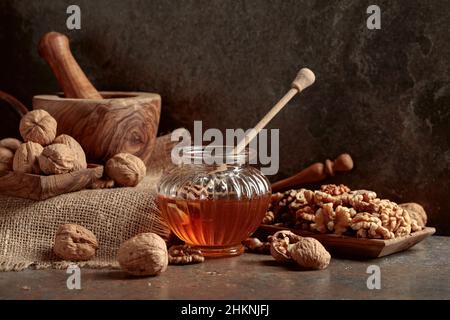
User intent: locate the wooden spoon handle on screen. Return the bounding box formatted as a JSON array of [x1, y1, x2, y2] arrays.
[[272, 163, 326, 192], [38, 32, 102, 100], [233, 68, 315, 154], [272, 153, 354, 192]]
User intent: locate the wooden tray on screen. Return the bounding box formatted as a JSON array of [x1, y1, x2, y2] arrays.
[[256, 224, 436, 259], [0, 164, 103, 201]]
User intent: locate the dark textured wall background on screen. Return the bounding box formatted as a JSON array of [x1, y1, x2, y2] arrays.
[[0, 0, 449, 234]]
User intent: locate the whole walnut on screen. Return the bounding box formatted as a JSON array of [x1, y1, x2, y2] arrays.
[[0, 138, 22, 152], [38, 144, 76, 174], [400, 203, 427, 228], [288, 237, 331, 270], [19, 109, 57, 145], [53, 224, 99, 261], [53, 134, 87, 170], [0, 147, 14, 172], [106, 153, 146, 187], [13, 142, 44, 174], [117, 233, 168, 276]]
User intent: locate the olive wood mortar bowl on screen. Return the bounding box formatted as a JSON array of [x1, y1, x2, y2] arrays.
[[32, 91, 161, 166]]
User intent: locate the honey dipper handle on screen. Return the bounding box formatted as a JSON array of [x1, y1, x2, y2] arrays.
[[233, 68, 315, 154], [272, 163, 326, 192], [271, 153, 354, 192], [38, 32, 102, 100]]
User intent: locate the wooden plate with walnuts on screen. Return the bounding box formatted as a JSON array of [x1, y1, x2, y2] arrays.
[[0, 97, 148, 201], [255, 185, 436, 259], [0, 163, 103, 201], [256, 225, 435, 259]]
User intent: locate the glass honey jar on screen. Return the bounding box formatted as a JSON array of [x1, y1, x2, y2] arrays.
[[157, 146, 271, 257]]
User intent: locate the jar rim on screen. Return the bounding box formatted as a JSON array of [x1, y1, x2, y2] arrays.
[[179, 145, 253, 165]]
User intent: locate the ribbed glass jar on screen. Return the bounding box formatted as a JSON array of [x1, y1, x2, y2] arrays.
[[157, 146, 271, 257]]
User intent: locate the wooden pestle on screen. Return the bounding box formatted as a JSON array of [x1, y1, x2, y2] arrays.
[[271, 153, 354, 192], [35, 32, 161, 166], [38, 32, 102, 100]]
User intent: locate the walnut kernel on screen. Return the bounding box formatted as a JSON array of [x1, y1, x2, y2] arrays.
[[53, 224, 99, 261], [168, 245, 205, 264], [269, 230, 302, 263], [242, 237, 271, 254]]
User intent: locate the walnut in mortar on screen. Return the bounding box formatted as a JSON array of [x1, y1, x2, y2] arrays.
[[12, 142, 44, 174], [53, 134, 87, 170], [106, 153, 146, 187], [288, 237, 331, 270], [53, 224, 99, 261], [117, 233, 168, 276], [19, 109, 57, 145], [0, 138, 22, 152], [38, 144, 76, 174], [0, 147, 14, 172]]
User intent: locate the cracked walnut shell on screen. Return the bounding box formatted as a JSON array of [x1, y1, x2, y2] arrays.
[[117, 233, 168, 276], [269, 230, 303, 263], [269, 230, 331, 270], [19, 109, 57, 145], [38, 144, 76, 174], [53, 224, 99, 261], [53, 134, 87, 170], [106, 153, 146, 187], [12, 142, 43, 174]]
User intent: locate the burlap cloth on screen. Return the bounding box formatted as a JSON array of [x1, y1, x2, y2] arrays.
[[0, 133, 176, 271]]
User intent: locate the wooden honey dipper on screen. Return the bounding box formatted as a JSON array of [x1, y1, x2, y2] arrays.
[[271, 153, 354, 192], [233, 68, 316, 155], [207, 68, 315, 175]]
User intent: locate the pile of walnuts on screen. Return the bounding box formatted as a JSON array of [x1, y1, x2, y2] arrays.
[[0, 109, 146, 188], [0, 109, 88, 176], [263, 184, 426, 240]]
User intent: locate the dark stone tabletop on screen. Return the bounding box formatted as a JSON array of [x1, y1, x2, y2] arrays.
[[0, 236, 448, 300]]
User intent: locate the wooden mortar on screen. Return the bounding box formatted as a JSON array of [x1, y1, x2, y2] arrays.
[[33, 32, 161, 165], [33, 92, 161, 165]]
